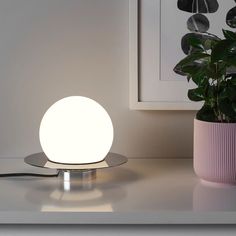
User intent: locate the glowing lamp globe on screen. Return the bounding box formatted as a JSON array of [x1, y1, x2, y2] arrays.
[[39, 96, 114, 164]]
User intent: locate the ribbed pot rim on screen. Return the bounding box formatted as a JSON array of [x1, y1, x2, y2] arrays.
[[194, 118, 236, 126]]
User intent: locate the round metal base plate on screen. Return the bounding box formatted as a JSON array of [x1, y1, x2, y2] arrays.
[[25, 152, 127, 192], [24, 152, 127, 170]]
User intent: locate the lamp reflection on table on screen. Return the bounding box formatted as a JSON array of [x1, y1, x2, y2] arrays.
[[193, 180, 236, 211], [24, 172, 127, 213], [41, 188, 113, 212]]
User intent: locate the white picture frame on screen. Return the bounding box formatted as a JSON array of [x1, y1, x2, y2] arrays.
[[129, 0, 205, 110]]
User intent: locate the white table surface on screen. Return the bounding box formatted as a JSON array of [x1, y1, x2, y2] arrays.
[[0, 157, 236, 224]]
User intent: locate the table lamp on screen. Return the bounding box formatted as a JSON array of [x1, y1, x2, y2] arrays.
[[25, 96, 127, 191]]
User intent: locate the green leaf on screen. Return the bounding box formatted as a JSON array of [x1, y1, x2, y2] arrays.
[[219, 98, 236, 119], [219, 83, 236, 103], [192, 73, 207, 86], [196, 104, 217, 122], [205, 64, 217, 78], [223, 29, 236, 41], [211, 39, 236, 63], [225, 56, 236, 67], [219, 87, 229, 100], [188, 87, 205, 101], [228, 86, 236, 101], [181, 65, 200, 75], [204, 38, 218, 50], [174, 53, 210, 76], [175, 52, 210, 67], [181, 61, 207, 76], [233, 103, 236, 113], [206, 84, 215, 98], [231, 75, 236, 85], [187, 36, 205, 51], [205, 62, 227, 79]]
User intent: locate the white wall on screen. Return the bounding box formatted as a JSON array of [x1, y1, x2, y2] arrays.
[[0, 0, 196, 159]]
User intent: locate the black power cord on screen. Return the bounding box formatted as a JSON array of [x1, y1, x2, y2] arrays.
[[0, 172, 59, 177]]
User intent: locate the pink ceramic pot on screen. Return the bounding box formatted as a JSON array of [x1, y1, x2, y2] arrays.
[[194, 118, 236, 185]]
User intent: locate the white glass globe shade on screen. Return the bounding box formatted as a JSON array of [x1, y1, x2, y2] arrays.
[[39, 96, 114, 164]]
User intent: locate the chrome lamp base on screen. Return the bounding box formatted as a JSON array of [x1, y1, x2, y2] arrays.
[[58, 169, 97, 191], [25, 152, 127, 191]]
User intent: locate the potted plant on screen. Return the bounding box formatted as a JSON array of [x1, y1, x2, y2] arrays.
[[174, 29, 236, 185]]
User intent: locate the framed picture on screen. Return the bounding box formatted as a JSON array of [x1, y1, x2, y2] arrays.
[[129, 0, 235, 110]]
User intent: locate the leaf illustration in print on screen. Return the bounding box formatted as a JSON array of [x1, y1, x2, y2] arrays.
[[181, 32, 218, 55], [178, 0, 219, 13], [226, 6, 236, 28], [187, 14, 210, 32]]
